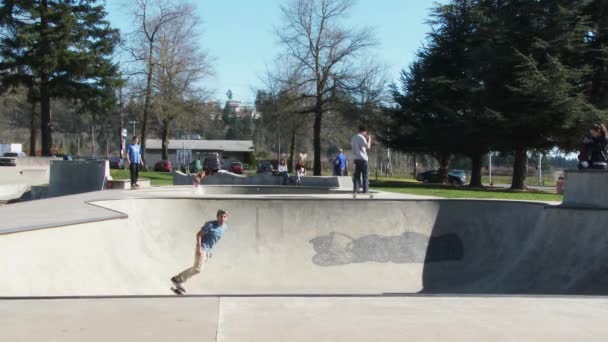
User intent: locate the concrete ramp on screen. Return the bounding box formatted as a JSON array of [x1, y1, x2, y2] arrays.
[[0, 157, 60, 200], [47, 160, 110, 197], [1, 198, 608, 297]]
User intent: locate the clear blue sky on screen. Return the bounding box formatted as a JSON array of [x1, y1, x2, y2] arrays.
[[106, 0, 443, 104]]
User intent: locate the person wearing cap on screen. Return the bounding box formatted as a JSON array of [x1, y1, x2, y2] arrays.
[[171, 209, 229, 293]]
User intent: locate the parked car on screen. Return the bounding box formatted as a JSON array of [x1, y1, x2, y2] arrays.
[[448, 170, 467, 185], [154, 160, 172, 172], [2, 151, 27, 157], [109, 157, 125, 169], [229, 161, 244, 174], [189, 159, 203, 173], [257, 161, 274, 174], [203, 156, 221, 175], [416, 169, 467, 185]]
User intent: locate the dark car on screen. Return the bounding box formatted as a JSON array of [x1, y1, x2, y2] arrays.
[[2, 152, 27, 157], [109, 157, 125, 169], [417, 169, 467, 185], [256, 161, 273, 174], [229, 161, 244, 174], [154, 160, 172, 172], [203, 156, 221, 175]]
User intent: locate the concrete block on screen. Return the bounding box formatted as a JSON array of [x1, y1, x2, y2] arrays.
[[563, 170, 608, 208]]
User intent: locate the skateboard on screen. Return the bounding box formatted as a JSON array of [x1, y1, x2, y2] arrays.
[[171, 286, 185, 295], [353, 193, 374, 199]]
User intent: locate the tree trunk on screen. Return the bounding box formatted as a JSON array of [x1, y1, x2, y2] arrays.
[[313, 110, 322, 176], [29, 96, 37, 156], [469, 152, 483, 188], [511, 149, 527, 190], [141, 40, 155, 160], [39, 0, 52, 156], [161, 120, 170, 160], [437, 153, 452, 183], [40, 82, 52, 156], [288, 128, 296, 173]]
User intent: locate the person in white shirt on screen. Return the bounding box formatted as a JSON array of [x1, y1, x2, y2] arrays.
[[277, 159, 289, 185], [351, 126, 372, 198]]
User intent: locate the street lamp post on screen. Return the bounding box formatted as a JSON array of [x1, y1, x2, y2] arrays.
[[128, 120, 138, 137], [489, 152, 493, 186]]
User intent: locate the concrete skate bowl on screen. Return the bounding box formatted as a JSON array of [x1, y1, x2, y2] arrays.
[[1, 198, 607, 297]]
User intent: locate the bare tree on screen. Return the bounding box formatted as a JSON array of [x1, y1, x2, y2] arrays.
[[151, 3, 213, 159], [277, 0, 378, 175], [128, 0, 183, 160], [259, 58, 313, 170]]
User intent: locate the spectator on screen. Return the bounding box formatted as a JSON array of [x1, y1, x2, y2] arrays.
[[277, 159, 290, 185], [351, 126, 373, 198], [579, 123, 608, 170], [333, 149, 348, 176], [295, 159, 306, 185]]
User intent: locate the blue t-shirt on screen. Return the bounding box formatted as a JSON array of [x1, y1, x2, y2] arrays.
[[127, 144, 141, 164], [200, 220, 227, 252], [337, 153, 347, 169]]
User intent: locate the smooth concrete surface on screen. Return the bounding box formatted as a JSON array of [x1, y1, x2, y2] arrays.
[[2, 194, 607, 296], [2, 296, 607, 341], [563, 170, 608, 208], [0, 298, 219, 342], [217, 296, 608, 342], [0, 183, 29, 201], [47, 160, 111, 197]]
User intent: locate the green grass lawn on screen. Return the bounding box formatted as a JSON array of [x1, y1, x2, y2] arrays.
[[110, 169, 173, 186], [371, 179, 563, 202]]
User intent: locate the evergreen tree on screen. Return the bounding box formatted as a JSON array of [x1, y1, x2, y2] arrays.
[[0, 0, 120, 155], [477, 0, 601, 188]]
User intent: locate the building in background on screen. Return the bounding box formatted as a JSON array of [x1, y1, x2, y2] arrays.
[[145, 139, 254, 168]]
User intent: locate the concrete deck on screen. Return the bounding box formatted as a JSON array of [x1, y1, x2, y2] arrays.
[[2, 296, 607, 341]]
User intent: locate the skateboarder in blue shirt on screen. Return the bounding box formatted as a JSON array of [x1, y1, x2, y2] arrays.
[[171, 209, 228, 293], [126, 136, 145, 189]]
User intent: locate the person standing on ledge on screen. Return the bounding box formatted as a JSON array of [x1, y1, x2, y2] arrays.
[[351, 126, 373, 198], [126, 136, 145, 189], [171, 209, 229, 294]]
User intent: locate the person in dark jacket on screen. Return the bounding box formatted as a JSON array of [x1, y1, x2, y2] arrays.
[[580, 123, 608, 169]]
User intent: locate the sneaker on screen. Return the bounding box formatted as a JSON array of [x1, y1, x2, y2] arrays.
[[171, 276, 185, 292], [353, 193, 357, 199]]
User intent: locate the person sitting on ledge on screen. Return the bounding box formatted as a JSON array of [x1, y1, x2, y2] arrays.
[[276, 159, 290, 185], [579, 123, 608, 170]]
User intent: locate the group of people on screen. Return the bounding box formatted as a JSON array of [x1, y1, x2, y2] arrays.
[[276, 158, 306, 185], [578, 123, 608, 170]]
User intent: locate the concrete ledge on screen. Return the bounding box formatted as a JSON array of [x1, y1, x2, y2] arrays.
[[106, 179, 151, 190], [563, 170, 608, 208], [173, 171, 351, 189]]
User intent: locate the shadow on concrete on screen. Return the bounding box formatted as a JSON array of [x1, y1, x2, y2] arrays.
[[310, 232, 463, 267]]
